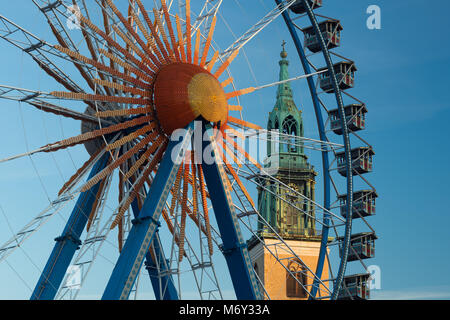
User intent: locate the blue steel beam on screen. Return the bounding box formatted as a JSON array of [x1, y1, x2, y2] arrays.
[[144, 231, 179, 300], [130, 199, 178, 300], [201, 122, 262, 300], [31, 153, 110, 300], [102, 124, 193, 300]]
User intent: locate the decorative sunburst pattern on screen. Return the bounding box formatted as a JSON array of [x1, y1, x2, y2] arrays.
[[30, 0, 262, 255]]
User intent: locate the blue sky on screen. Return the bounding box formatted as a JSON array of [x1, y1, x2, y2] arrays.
[[0, 0, 449, 300]]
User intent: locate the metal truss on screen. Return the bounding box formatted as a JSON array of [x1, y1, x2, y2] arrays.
[[0, 14, 85, 92], [0, 149, 105, 264], [220, 0, 296, 61], [56, 171, 114, 300], [231, 165, 333, 298]]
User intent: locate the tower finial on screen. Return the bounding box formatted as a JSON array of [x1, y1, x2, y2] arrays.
[[281, 40, 287, 59]]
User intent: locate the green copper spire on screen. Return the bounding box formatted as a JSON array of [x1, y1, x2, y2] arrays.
[[276, 40, 294, 102], [256, 43, 319, 239], [267, 42, 307, 165]]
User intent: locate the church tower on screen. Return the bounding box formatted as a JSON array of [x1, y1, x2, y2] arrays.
[[248, 43, 329, 300]]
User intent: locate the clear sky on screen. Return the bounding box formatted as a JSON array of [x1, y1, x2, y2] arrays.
[[0, 0, 449, 300]]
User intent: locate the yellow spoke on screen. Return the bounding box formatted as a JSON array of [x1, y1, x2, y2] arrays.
[[206, 50, 220, 72], [106, 124, 156, 151], [200, 15, 217, 67], [176, 14, 187, 63], [135, 0, 171, 63], [153, 7, 175, 61], [214, 49, 240, 78], [185, 0, 192, 63], [93, 79, 152, 97], [228, 105, 243, 111], [161, 0, 181, 61], [225, 87, 255, 100], [221, 77, 234, 88], [193, 30, 201, 65]]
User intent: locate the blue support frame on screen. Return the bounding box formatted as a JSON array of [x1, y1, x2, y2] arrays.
[[31, 153, 110, 300], [144, 231, 179, 300], [102, 124, 193, 300], [201, 122, 262, 300], [130, 199, 178, 300]]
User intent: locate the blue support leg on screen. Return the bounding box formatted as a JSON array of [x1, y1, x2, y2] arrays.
[[102, 124, 193, 300], [130, 200, 178, 300], [31, 153, 110, 300], [201, 122, 262, 300], [144, 232, 179, 300]]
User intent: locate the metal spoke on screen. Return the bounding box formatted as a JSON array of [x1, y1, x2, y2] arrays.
[[220, 0, 296, 61]]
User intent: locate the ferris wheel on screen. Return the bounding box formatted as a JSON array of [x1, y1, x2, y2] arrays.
[[0, 0, 377, 300]]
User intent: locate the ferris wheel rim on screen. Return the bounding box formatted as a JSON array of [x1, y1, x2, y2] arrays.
[[275, 0, 358, 300]]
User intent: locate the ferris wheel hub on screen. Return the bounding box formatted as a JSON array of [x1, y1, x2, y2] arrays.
[[153, 62, 228, 134]]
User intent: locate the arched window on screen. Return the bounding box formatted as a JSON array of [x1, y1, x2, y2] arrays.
[[282, 115, 298, 153], [286, 260, 307, 298]]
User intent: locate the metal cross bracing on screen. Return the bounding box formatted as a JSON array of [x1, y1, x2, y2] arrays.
[[191, 216, 224, 299], [0, 14, 86, 92], [101, 124, 194, 300], [0, 15, 120, 111], [130, 150, 223, 300], [165, 211, 223, 300], [0, 85, 113, 128], [0, 147, 111, 265], [0, 14, 133, 114], [34, 0, 155, 92], [233, 157, 346, 227], [215, 154, 335, 298], [32, 0, 96, 75], [31, 152, 113, 300], [233, 158, 354, 298], [33, 0, 124, 70], [0, 85, 56, 102], [55, 170, 114, 300], [55, 141, 178, 300], [219, 0, 297, 61], [235, 198, 333, 299], [157, 164, 223, 299], [200, 123, 262, 300], [192, 0, 222, 32], [242, 167, 345, 233], [229, 126, 344, 153], [27, 135, 128, 299]]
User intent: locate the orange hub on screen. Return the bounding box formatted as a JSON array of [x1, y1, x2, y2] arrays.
[[153, 63, 228, 134]]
